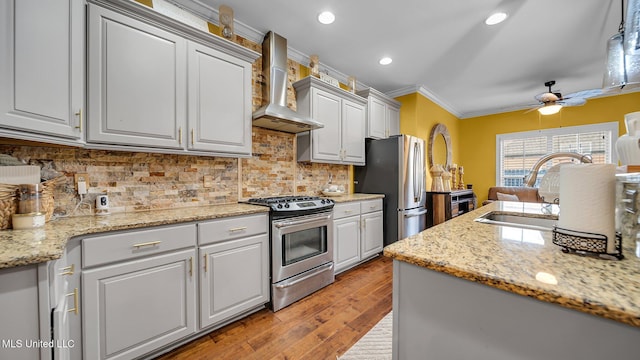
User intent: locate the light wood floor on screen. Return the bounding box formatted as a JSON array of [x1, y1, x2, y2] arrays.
[[156, 255, 393, 360]]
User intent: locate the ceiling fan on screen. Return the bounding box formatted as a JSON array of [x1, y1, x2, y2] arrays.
[[526, 80, 602, 115]]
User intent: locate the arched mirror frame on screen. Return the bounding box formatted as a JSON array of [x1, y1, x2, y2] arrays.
[[428, 123, 453, 170]]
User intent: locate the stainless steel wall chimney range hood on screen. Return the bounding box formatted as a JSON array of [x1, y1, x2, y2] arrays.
[[252, 31, 324, 133]]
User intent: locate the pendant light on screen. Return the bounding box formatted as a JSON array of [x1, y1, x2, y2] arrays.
[[603, 0, 628, 91], [624, 0, 640, 89], [603, 0, 640, 91]]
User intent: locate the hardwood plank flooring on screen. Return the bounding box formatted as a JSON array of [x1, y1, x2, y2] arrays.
[[156, 255, 392, 360]]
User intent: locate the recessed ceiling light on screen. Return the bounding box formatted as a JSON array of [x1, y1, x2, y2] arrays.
[[485, 12, 507, 25], [318, 11, 335, 25], [379, 57, 392, 65]]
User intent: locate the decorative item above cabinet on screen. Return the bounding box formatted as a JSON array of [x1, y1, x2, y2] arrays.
[[293, 76, 367, 166], [356, 88, 401, 139], [86, 0, 258, 158]]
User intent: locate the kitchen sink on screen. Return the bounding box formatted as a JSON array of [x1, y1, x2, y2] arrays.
[[474, 211, 557, 231]]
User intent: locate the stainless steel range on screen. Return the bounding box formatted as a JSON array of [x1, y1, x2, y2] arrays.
[[245, 196, 335, 311]]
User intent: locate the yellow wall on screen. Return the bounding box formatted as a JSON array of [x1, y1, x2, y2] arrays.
[[396, 92, 461, 189], [458, 91, 640, 204]]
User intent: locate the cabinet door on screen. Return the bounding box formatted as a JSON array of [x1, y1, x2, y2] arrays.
[[367, 97, 387, 139], [333, 216, 361, 274], [187, 41, 251, 155], [341, 99, 366, 165], [361, 211, 384, 259], [83, 249, 196, 360], [311, 88, 342, 162], [87, 4, 186, 149], [387, 105, 400, 137], [0, 0, 84, 141], [0, 265, 41, 360], [199, 234, 269, 329]]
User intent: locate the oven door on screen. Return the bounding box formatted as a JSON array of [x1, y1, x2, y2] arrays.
[[271, 211, 333, 283]]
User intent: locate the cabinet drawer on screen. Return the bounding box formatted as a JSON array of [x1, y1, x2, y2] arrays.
[[82, 224, 196, 268], [333, 202, 361, 219], [198, 214, 268, 246], [360, 199, 383, 214]]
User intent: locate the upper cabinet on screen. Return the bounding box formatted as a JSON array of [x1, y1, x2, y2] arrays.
[[86, 1, 258, 157], [357, 88, 401, 139], [0, 0, 85, 145], [294, 76, 367, 165]]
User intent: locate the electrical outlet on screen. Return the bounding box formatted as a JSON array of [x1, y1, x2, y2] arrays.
[[74, 173, 90, 191]]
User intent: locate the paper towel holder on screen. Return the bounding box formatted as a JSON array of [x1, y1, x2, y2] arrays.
[[552, 226, 623, 260]]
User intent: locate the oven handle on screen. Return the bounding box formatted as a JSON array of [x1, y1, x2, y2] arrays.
[[274, 262, 334, 289], [273, 213, 332, 228]]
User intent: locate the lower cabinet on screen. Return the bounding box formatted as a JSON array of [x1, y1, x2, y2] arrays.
[[79, 214, 269, 360], [198, 213, 269, 329], [83, 249, 197, 360], [333, 198, 384, 274]]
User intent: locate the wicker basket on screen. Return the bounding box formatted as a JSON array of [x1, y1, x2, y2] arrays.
[[0, 177, 62, 229]]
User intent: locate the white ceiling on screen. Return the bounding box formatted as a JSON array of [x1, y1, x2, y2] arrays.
[[172, 0, 638, 118]]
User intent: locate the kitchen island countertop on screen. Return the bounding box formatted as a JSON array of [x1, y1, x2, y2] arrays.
[[384, 201, 640, 328]]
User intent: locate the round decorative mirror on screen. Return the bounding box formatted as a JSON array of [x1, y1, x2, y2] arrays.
[[428, 123, 452, 170]]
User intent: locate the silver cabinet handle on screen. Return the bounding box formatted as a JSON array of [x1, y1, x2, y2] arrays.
[[132, 241, 161, 249]]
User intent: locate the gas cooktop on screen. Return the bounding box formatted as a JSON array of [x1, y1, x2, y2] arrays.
[[244, 196, 334, 212]]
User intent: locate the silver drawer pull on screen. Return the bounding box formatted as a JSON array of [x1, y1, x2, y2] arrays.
[[228, 227, 247, 232], [132, 241, 162, 249]]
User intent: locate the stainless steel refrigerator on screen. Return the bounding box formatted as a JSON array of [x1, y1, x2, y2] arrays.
[[354, 134, 427, 246]]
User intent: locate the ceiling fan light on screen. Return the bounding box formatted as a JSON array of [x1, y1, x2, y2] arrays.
[[538, 104, 562, 115]]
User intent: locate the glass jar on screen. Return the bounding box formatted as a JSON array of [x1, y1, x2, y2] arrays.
[[18, 183, 43, 214]]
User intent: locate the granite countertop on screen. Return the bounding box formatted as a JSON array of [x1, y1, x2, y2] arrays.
[[0, 203, 268, 270], [384, 201, 640, 328], [0, 193, 383, 270]]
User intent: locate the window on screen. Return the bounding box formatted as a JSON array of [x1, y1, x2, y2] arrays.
[[496, 122, 618, 187]]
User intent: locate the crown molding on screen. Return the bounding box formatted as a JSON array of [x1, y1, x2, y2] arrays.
[[386, 85, 462, 118]]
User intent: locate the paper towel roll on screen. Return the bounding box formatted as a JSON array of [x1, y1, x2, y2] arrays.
[[558, 164, 616, 254]]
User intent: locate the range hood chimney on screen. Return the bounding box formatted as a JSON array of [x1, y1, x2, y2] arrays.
[[252, 31, 323, 133]]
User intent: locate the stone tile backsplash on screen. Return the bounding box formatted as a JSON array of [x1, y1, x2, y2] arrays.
[[0, 127, 348, 217]]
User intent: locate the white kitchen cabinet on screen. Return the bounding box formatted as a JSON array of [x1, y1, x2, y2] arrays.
[[357, 88, 402, 139], [333, 198, 384, 274], [0, 0, 84, 146], [198, 214, 269, 329], [361, 208, 384, 259], [87, 4, 186, 149], [0, 265, 42, 360], [333, 202, 362, 273], [187, 41, 252, 155], [82, 224, 197, 360], [294, 76, 367, 165], [87, 2, 258, 157]]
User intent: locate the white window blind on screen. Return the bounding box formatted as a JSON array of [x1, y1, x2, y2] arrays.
[[496, 122, 618, 187]]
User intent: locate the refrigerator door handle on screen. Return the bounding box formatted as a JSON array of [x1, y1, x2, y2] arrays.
[[413, 142, 420, 202], [404, 209, 428, 217]]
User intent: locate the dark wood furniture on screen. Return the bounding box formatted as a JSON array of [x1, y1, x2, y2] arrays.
[[426, 189, 476, 227]]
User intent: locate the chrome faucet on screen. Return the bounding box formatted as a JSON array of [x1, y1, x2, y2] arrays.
[[523, 152, 593, 187]]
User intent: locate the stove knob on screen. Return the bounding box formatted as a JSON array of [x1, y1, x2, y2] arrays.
[[284, 203, 290, 208], [320, 199, 325, 204], [277, 204, 283, 209]]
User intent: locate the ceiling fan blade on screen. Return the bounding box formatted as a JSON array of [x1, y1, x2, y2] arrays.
[[559, 97, 587, 106], [563, 88, 602, 99]]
